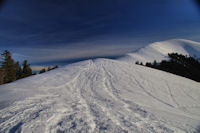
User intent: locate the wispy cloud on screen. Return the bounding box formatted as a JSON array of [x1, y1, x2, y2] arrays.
[[11, 41, 141, 64]]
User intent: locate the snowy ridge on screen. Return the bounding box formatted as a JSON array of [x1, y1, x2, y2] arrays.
[[0, 39, 200, 133], [122, 39, 200, 63]]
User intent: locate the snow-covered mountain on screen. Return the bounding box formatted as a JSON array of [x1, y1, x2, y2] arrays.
[[121, 39, 200, 63], [0, 39, 200, 133]]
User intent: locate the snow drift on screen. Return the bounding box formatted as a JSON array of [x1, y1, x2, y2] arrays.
[[0, 39, 200, 133]]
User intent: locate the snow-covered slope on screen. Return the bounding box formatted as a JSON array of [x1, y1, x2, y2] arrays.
[[0, 39, 200, 133], [122, 39, 200, 63]]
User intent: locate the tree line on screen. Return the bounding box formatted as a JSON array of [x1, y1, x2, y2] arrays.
[[39, 65, 58, 74], [0, 50, 33, 84], [0, 50, 58, 85], [136, 53, 200, 82]]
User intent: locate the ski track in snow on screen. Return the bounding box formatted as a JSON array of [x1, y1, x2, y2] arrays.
[[0, 39, 200, 133]]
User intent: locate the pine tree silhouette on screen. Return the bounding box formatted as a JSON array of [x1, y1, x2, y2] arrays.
[[22, 60, 32, 78], [1, 50, 16, 83]]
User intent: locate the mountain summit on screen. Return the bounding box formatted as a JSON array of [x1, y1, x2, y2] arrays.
[[123, 39, 200, 63]]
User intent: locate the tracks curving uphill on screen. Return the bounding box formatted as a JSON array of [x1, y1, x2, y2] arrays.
[[0, 59, 200, 133]]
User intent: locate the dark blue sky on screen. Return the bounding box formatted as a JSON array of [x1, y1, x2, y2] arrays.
[[0, 0, 200, 65]]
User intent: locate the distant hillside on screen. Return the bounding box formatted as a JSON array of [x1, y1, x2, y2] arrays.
[[121, 39, 200, 63]]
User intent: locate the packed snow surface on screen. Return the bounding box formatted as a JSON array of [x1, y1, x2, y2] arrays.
[[0, 39, 200, 133]]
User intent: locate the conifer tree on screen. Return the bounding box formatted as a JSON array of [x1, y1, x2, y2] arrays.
[[0, 68, 5, 84], [39, 68, 46, 74], [54, 65, 58, 69], [15, 61, 22, 79], [1, 50, 16, 83], [22, 60, 32, 78], [47, 67, 51, 71], [144, 53, 200, 82]]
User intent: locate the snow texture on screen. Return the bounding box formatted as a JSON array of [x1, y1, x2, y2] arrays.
[[0, 39, 200, 133], [121, 39, 200, 63]]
